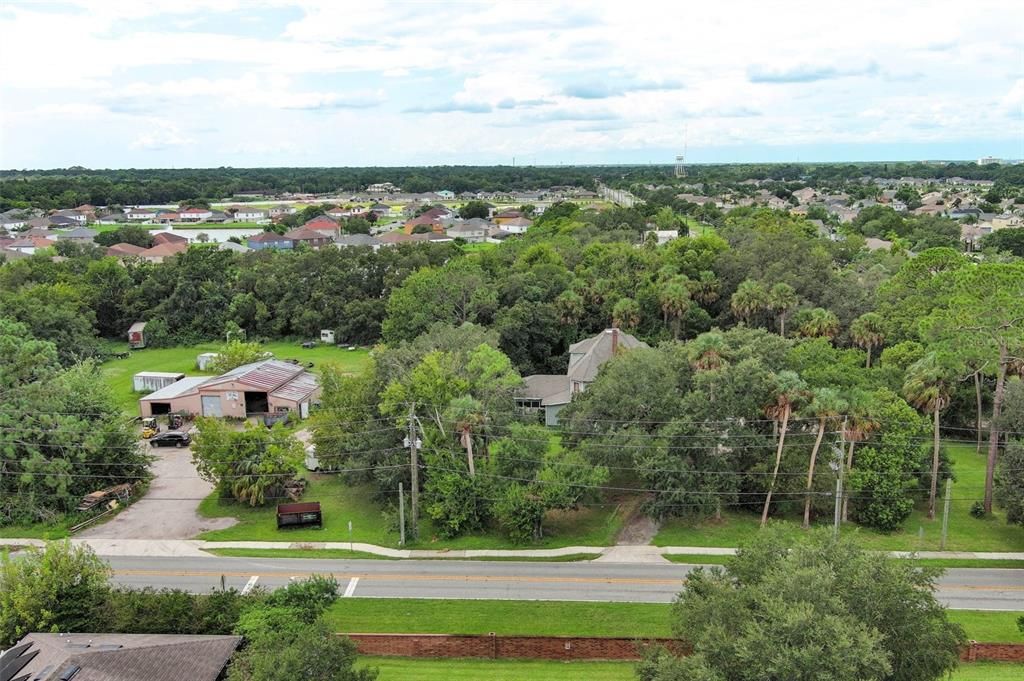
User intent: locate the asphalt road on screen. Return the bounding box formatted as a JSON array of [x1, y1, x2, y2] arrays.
[[105, 555, 1024, 610]]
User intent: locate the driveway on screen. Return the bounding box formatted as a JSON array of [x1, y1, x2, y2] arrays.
[[80, 441, 236, 539]]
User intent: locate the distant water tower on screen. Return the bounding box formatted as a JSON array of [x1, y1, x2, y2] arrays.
[[674, 154, 686, 178]]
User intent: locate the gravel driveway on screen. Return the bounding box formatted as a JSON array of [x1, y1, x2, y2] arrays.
[[80, 442, 236, 539]]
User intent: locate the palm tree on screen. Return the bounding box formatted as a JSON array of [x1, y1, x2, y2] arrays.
[[730, 279, 768, 326], [768, 282, 798, 336], [903, 353, 956, 519], [447, 396, 485, 477], [797, 307, 840, 340], [761, 370, 808, 527], [556, 290, 585, 328], [850, 312, 886, 368], [611, 297, 641, 331], [687, 330, 728, 372], [801, 387, 848, 528], [659, 277, 691, 339], [841, 394, 880, 521], [689, 270, 720, 306]]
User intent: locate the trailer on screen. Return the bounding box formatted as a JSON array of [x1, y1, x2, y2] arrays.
[[276, 501, 322, 529]]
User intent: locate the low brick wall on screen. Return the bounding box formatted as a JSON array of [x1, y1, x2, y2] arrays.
[[961, 642, 1024, 663], [345, 633, 681, 660]]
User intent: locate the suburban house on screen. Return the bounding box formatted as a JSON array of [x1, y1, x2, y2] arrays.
[[992, 213, 1022, 230], [48, 215, 81, 228], [153, 231, 190, 246], [154, 212, 181, 223], [493, 210, 523, 224], [218, 240, 251, 252], [434, 190, 455, 200], [179, 207, 213, 222], [516, 328, 648, 425], [499, 216, 532, 234], [233, 207, 268, 221], [304, 215, 341, 238], [138, 359, 321, 419], [106, 242, 147, 258], [54, 209, 87, 224], [2, 632, 241, 681], [445, 218, 489, 242], [139, 240, 188, 263], [6, 237, 54, 254], [792, 187, 817, 203], [247, 231, 294, 250], [645, 229, 680, 245], [55, 227, 97, 243], [335, 233, 383, 249], [126, 209, 157, 221], [269, 204, 297, 216], [283, 225, 332, 248]]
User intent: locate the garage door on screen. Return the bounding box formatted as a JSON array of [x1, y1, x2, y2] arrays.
[[201, 395, 222, 417]]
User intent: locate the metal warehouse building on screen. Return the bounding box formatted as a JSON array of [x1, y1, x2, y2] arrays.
[[138, 359, 320, 419]]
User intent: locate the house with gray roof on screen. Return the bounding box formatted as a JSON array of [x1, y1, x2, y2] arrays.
[[516, 328, 647, 425], [334, 233, 383, 250], [2, 632, 240, 681], [55, 227, 98, 242]]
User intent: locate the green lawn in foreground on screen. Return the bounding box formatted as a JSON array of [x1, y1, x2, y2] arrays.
[[357, 659, 1021, 681], [654, 444, 1024, 553], [99, 342, 370, 415], [198, 477, 623, 549], [324, 599, 1021, 643]]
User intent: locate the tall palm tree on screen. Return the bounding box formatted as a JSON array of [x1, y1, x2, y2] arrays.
[[801, 387, 848, 528], [841, 394, 880, 521], [903, 353, 956, 519], [447, 395, 485, 477], [761, 370, 808, 527], [689, 270, 720, 306], [850, 312, 886, 368], [556, 290, 585, 328], [730, 279, 768, 327], [659, 277, 691, 339], [611, 297, 641, 331], [768, 282, 798, 336], [797, 307, 840, 340]]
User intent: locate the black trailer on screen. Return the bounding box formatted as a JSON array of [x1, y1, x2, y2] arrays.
[[276, 501, 322, 529]]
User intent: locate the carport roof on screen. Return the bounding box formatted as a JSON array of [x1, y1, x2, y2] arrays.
[[202, 359, 304, 392], [270, 371, 318, 402], [140, 376, 211, 401]]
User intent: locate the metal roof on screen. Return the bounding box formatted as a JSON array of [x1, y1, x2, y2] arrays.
[[128, 322, 147, 333], [202, 359, 303, 392], [139, 376, 211, 401], [269, 371, 319, 402]]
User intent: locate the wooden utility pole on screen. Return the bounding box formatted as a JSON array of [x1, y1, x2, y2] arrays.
[[940, 478, 952, 550], [408, 406, 419, 539], [398, 482, 406, 546]]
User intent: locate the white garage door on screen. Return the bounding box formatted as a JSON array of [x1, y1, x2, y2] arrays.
[[201, 395, 222, 417]]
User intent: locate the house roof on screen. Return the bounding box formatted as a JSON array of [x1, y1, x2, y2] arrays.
[[141, 241, 188, 258], [107, 242, 146, 256], [502, 217, 533, 227], [269, 370, 319, 402], [218, 241, 250, 252], [567, 328, 647, 384], [152, 231, 189, 245], [304, 215, 338, 228], [335, 234, 382, 247], [283, 226, 327, 241], [180, 207, 210, 214], [447, 222, 487, 234], [248, 231, 290, 243], [518, 374, 571, 406], [8, 632, 240, 681]]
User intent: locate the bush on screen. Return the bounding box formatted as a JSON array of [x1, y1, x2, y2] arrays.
[[969, 501, 987, 519]]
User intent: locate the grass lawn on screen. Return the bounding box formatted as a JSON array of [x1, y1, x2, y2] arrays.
[[324, 599, 670, 638], [654, 444, 1024, 553], [0, 520, 74, 539], [99, 342, 370, 415], [325, 599, 1020, 643], [202, 547, 599, 561], [358, 659, 1021, 681], [360, 658, 634, 681], [198, 477, 623, 549], [663, 554, 1024, 569]]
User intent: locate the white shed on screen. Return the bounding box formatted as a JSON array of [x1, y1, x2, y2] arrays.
[[197, 352, 220, 371], [133, 371, 185, 393], [320, 329, 336, 344]]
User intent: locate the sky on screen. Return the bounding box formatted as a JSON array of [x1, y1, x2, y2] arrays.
[[0, 0, 1022, 169]]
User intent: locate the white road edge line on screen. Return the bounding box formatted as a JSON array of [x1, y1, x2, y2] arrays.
[[241, 575, 259, 595], [343, 577, 359, 598]]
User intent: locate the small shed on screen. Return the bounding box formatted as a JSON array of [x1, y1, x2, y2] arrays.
[[320, 329, 335, 344], [133, 371, 185, 393], [197, 352, 220, 371], [276, 501, 322, 529], [128, 321, 147, 349]]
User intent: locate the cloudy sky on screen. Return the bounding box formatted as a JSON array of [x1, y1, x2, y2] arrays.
[[1, 0, 1021, 169]]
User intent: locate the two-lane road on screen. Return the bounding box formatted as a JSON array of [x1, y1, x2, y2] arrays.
[[105, 555, 1024, 610]]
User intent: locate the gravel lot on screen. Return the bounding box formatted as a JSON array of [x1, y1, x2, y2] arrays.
[[80, 442, 236, 539]]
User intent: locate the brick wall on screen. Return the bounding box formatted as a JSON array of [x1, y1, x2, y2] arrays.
[[345, 633, 1024, 664], [961, 642, 1024, 663], [344, 633, 682, 661]]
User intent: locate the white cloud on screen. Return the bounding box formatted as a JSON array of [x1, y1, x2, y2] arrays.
[[130, 121, 194, 150]]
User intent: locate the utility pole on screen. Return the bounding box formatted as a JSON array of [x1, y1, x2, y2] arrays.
[[406, 405, 419, 540], [940, 478, 952, 550], [398, 482, 406, 546], [831, 436, 844, 539]]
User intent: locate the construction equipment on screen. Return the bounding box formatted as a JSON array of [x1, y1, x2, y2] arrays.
[[141, 417, 160, 439]]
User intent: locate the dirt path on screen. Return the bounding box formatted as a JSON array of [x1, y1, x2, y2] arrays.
[[613, 494, 660, 545], [79, 444, 236, 539]]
